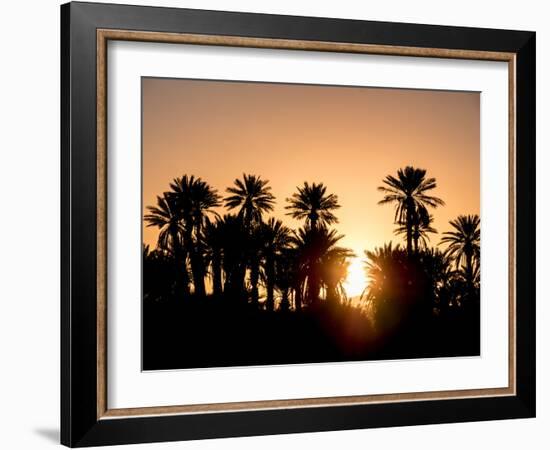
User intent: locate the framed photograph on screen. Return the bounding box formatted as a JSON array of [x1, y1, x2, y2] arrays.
[[61, 2, 536, 447]]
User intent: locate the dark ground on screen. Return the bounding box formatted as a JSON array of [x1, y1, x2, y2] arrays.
[[142, 298, 480, 371]]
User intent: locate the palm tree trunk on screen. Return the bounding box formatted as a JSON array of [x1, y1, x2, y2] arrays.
[[212, 250, 222, 296], [223, 268, 231, 296], [465, 248, 474, 303], [294, 283, 302, 311], [265, 255, 275, 311], [196, 220, 208, 297], [250, 257, 260, 306], [184, 227, 206, 298], [178, 249, 191, 298], [326, 284, 338, 303], [406, 205, 413, 256], [280, 289, 290, 311], [224, 268, 237, 300], [237, 264, 247, 301], [310, 215, 318, 230], [189, 251, 206, 297], [307, 273, 321, 304], [171, 230, 190, 298]]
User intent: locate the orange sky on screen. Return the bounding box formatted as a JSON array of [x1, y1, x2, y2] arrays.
[[142, 77, 479, 263]]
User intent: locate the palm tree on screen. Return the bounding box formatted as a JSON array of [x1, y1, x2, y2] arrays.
[[418, 247, 454, 314], [224, 175, 276, 306], [143, 244, 179, 302], [169, 175, 220, 297], [203, 217, 224, 296], [285, 182, 340, 229], [378, 166, 444, 255], [248, 224, 264, 305], [144, 193, 190, 297], [218, 214, 248, 300], [320, 251, 354, 304], [224, 174, 275, 228], [440, 214, 480, 295], [259, 218, 292, 311], [291, 225, 350, 305], [362, 242, 410, 330], [274, 247, 299, 311], [394, 211, 437, 253], [363, 242, 405, 299]]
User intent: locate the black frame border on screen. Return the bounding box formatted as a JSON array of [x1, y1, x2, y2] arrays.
[[61, 2, 535, 447]]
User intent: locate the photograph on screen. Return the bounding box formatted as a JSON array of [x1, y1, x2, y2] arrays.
[[141, 78, 481, 370]]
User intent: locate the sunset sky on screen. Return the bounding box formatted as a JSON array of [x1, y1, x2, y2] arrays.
[[142, 78, 480, 295]]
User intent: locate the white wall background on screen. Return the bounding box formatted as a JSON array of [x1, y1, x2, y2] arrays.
[[0, 0, 545, 448]]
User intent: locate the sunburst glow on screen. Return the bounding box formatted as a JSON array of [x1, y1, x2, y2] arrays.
[[343, 257, 367, 298]]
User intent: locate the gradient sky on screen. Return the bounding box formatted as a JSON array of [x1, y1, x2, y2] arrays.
[[142, 77, 480, 269]]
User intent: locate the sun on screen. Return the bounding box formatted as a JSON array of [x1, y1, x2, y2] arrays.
[[343, 257, 367, 299]]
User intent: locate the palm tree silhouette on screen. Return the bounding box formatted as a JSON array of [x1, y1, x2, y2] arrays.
[[144, 193, 190, 297], [321, 250, 354, 303], [248, 224, 264, 305], [363, 242, 406, 298], [363, 242, 420, 330], [440, 214, 480, 296], [218, 214, 248, 299], [395, 211, 438, 253], [378, 166, 444, 255], [169, 175, 220, 297], [203, 217, 224, 296], [144, 194, 181, 253], [259, 218, 292, 311], [292, 225, 350, 304], [285, 182, 340, 229], [143, 244, 180, 302], [224, 174, 276, 229], [418, 247, 454, 314], [224, 174, 276, 305], [274, 247, 299, 311]]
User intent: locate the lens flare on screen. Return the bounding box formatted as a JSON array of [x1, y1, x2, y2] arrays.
[[343, 257, 367, 298]]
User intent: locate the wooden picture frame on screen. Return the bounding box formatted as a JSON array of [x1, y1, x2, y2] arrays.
[[61, 2, 535, 447]]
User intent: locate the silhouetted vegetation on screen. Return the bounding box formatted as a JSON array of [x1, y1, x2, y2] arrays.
[[143, 167, 480, 370]]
